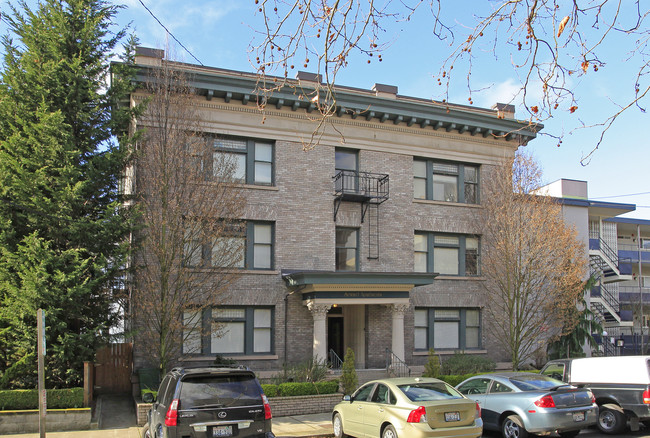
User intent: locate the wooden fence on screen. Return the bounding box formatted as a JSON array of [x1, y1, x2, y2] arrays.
[[94, 343, 132, 394]]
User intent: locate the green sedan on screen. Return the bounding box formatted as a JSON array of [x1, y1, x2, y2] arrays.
[[332, 377, 483, 438]]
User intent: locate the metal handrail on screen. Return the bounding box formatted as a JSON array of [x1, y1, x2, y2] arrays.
[[597, 238, 619, 267], [329, 349, 343, 371], [333, 170, 389, 201], [385, 348, 411, 378], [599, 283, 620, 312]]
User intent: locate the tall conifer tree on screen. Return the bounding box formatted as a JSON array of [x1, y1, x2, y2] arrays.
[[0, 0, 136, 388]]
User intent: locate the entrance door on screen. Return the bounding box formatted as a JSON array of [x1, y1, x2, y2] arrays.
[[328, 313, 344, 364]]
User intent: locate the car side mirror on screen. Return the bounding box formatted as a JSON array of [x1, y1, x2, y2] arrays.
[[343, 395, 351, 403]]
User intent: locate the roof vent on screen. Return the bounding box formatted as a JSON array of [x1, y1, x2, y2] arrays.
[[135, 46, 164, 66], [492, 103, 516, 119], [296, 71, 322, 83], [372, 83, 398, 99]]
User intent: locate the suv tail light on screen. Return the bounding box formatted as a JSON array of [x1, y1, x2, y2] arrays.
[[475, 401, 481, 419], [165, 398, 179, 426], [534, 395, 556, 408], [588, 390, 596, 404], [262, 394, 272, 420], [407, 406, 427, 423], [643, 386, 650, 404]]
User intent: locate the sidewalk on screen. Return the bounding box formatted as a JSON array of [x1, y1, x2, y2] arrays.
[[0, 413, 333, 438]]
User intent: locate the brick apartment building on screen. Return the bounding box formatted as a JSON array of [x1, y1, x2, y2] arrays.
[[126, 47, 540, 373]]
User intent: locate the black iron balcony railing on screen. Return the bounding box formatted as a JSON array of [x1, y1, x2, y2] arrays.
[[333, 170, 389, 203]]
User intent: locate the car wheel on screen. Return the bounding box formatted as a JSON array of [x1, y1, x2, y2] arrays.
[[381, 424, 398, 438], [142, 423, 152, 438], [598, 404, 627, 434], [501, 414, 528, 438], [333, 413, 347, 438], [558, 430, 581, 438]]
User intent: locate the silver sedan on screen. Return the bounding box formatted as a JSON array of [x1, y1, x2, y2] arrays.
[[456, 372, 598, 438]]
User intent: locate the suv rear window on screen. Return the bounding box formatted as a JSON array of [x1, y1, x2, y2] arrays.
[[180, 374, 263, 408]]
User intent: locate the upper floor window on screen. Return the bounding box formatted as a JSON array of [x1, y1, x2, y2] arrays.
[[414, 159, 479, 204], [336, 227, 358, 271], [414, 232, 480, 276], [185, 221, 274, 270], [335, 148, 358, 192], [414, 308, 481, 351], [212, 136, 273, 185]]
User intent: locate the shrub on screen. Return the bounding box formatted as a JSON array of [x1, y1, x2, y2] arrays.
[[437, 373, 478, 387], [270, 358, 329, 384], [261, 384, 278, 397], [0, 388, 84, 410], [270, 380, 340, 397], [422, 349, 441, 378], [440, 352, 495, 375], [340, 348, 358, 395]]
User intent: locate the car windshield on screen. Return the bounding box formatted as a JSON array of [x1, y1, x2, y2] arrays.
[[180, 374, 262, 408], [398, 382, 462, 401], [509, 375, 564, 391]]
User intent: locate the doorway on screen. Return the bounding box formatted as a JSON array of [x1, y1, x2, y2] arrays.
[[327, 308, 344, 363]]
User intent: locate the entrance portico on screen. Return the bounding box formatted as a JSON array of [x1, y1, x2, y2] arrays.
[[283, 271, 436, 367]]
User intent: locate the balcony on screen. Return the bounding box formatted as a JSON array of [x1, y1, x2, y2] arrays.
[[333, 170, 389, 221]]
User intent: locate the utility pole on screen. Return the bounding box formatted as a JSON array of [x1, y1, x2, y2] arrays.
[[37, 309, 46, 438]]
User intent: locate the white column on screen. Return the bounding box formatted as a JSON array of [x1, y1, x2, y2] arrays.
[[390, 304, 409, 362], [308, 303, 331, 362]]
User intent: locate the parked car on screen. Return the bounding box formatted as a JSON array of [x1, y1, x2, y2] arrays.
[[143, 366, 274, 438], [540, 356, 650, 434], [332, 376, 482, 438], [456, 372, 597, 438]]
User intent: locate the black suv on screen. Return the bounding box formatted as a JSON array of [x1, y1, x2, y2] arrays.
[[143, 366, 274, 438]]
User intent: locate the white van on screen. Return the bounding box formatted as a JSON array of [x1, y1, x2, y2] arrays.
[[540, 356, 650, 434]]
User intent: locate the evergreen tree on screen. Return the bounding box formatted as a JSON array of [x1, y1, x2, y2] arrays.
[[0, 0, 136, 388], [340, 348, 358, 395]]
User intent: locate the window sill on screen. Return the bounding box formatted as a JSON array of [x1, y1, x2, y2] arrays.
[[413, 349, 487, 356], [413, 199, 481, 208], [180, 354, 279, 361]]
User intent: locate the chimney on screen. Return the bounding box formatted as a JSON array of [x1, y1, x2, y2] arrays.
[[492, 102, 515, 119], [372, 83, 398, 99]]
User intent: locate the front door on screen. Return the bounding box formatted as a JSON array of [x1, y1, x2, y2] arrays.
[[327, 314, 344, 364]]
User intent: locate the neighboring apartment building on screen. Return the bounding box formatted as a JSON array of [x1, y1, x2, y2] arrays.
[[126, 47, 540, 372], [540, 179, 650, 356]]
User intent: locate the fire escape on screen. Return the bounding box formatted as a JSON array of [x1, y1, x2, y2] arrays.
[[333, 170, 389, 259], [589, 236, 633, 326]]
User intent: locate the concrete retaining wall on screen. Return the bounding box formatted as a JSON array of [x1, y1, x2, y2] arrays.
[[135, 393, 343, 426], [0, 408, 92, 434]]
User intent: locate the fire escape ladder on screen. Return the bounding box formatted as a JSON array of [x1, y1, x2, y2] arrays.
[[367, 203, 379, 260]]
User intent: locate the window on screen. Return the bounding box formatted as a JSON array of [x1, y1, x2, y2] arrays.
[[182, 307, 274, 355], [186, 221, 274, 270], [413, 159, 479, 204], [415, 308, 481, 350], [182, 309, 203, 354], [414, 232, 480, 276], [212, 136, 274, 185], [335, 148, 358, 192], [336, 228, 358, 271]]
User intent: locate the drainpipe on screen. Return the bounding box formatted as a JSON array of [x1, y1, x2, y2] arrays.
[[639, 224, 644, 354]]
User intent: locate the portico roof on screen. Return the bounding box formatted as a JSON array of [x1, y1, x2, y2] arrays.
[[281, 270, 437, 304]]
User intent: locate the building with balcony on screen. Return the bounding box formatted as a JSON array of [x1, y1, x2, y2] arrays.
[[124, 47, 541, 373], [540, 179, 650, 356]]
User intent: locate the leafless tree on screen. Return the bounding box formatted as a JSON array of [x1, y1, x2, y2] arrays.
[[251, 1, 648, 157], [130, 53, 246, 373], [480, 151, 587, 370]]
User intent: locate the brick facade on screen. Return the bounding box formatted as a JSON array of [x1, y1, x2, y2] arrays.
[[128, 49, 537, 375]]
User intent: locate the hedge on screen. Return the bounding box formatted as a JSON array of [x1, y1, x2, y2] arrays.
[[0, 388, 84, 410], [262, 380, 339, 397]]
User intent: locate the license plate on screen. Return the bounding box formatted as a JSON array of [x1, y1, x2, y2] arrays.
[[573, 412, 585, 422], [445, 411, 461, 422], [212, 425, 233, 437]]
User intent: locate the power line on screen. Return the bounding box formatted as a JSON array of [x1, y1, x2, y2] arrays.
[[136, 0, 203, 66], [591, 191, 650, 200]]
